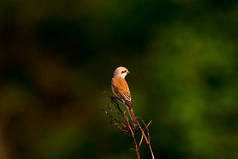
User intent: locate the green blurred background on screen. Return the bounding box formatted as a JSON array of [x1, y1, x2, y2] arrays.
[[1, 0, 238, 159]]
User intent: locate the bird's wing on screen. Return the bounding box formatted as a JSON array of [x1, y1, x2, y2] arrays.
[[112, 77, 131, 102]]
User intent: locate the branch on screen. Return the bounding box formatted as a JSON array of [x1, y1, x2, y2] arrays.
[[104, 95, 156, 159]]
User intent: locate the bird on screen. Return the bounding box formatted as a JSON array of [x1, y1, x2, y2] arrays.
[[111, 66, 137, 127]]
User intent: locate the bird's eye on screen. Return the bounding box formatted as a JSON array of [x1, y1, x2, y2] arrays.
[[121, 70, 126, 74]]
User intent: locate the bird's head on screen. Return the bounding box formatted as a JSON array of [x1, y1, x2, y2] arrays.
[[113, 66, 130, 78]]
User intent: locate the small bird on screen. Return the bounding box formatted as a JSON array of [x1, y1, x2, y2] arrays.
[[111, 66, 137, 127]]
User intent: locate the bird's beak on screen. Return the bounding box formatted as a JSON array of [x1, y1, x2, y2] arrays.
[[127, 71, 130, 74]]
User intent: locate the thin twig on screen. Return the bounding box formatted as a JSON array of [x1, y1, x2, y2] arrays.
[[125, 116, 140, 159], [139, 134, 144, 147], [104, 95, 156, 159], [143, 120, 155, 159], [137, 120, 155, 159], [142, 120, 151, 141], [139, 119, 152, 147]]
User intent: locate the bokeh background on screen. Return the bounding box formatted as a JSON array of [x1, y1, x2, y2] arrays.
[[1, 0, 238, 159]]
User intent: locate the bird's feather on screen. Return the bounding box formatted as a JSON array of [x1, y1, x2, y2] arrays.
[[111, 77, 131, 102]]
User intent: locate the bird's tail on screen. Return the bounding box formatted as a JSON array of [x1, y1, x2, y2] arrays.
[[124, 101, 137, 127], [127, 107, 137, 127]]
